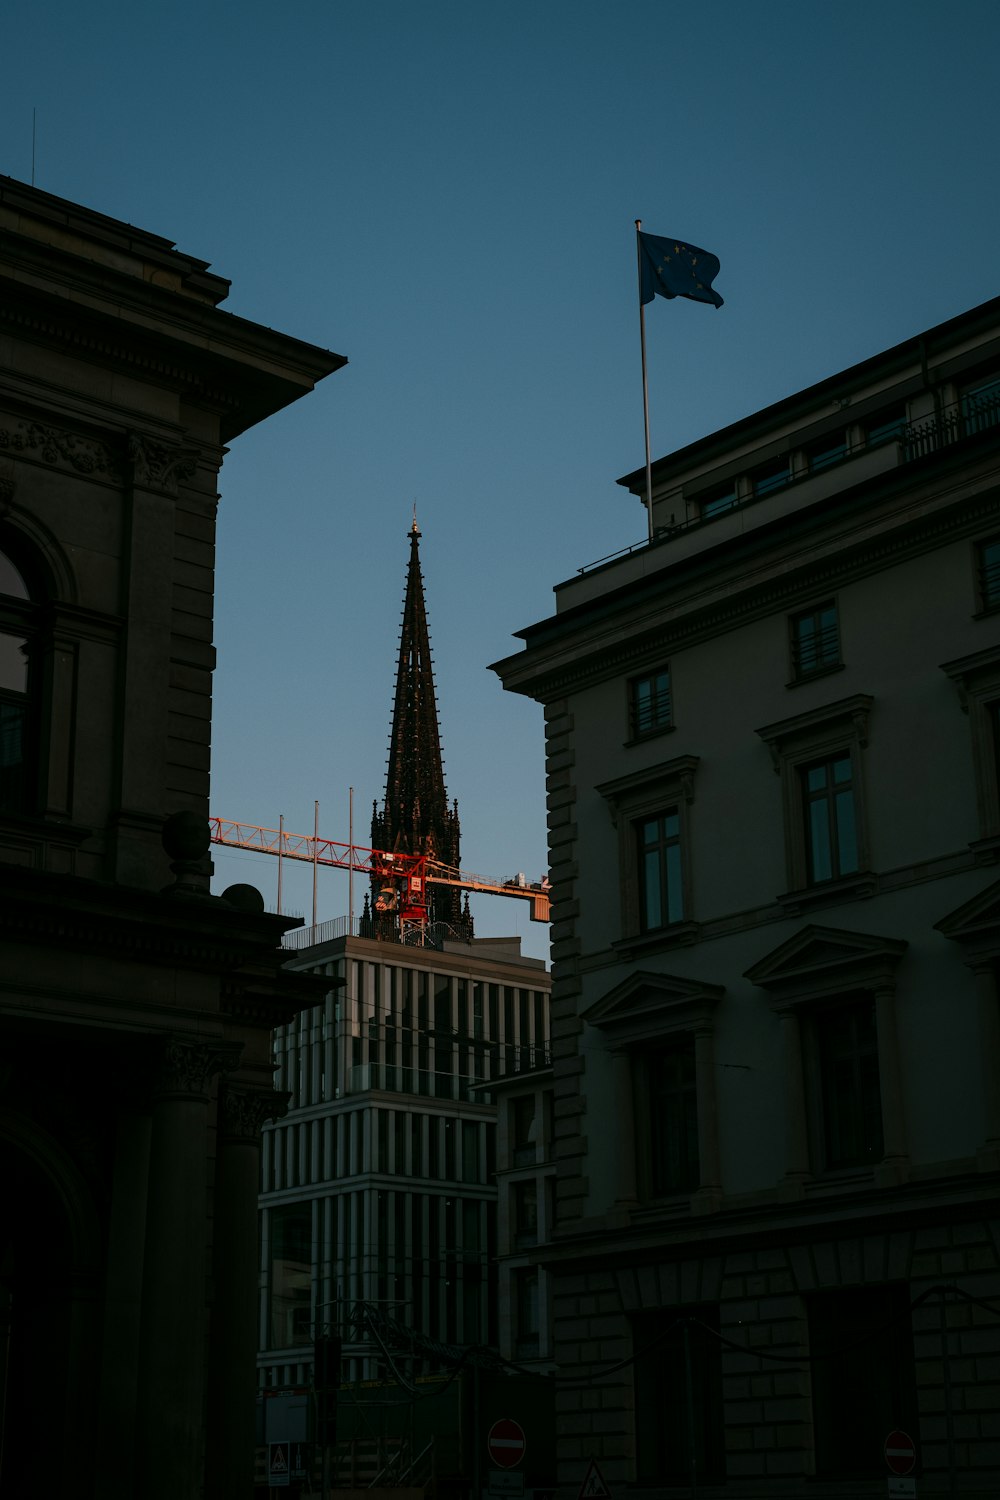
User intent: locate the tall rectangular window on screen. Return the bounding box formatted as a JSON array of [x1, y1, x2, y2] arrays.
[[808, 1285, 917, 1477], [977, 537, 1000, 612], [648, 1038, 700, 1195], [514, 1268, 540, 1359], [638, 810, 684, 930], [512, 1180, 538, 1247], [802, 754, 859, 883], [630, 667, 672, 738], [633, 1307, 724, 1483], [268, 1204, 312, 1349], [511, 1095, 536, 1167], [818, 999, 883, 1168], [790, 602, 840, 679]]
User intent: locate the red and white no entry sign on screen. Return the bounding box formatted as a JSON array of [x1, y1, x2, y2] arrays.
[[884, 1429, 916, 1475], [487, 1418, 526, 1469]]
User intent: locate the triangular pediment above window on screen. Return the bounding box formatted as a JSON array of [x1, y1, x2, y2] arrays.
[[582, 969, 723, 1040], [935, 877, 1000, 958], [745, 924, 907, 1002]]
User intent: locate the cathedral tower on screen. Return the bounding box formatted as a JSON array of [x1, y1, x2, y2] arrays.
[[370, 519, 473, 940]]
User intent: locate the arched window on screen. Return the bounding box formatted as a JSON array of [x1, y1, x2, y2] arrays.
[[0, 546, 33, 811]]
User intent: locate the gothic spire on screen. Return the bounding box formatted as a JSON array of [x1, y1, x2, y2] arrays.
[[371, 520, 472, 938]]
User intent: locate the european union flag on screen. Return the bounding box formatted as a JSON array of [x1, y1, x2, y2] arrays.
[[638, 231, 723, 309]]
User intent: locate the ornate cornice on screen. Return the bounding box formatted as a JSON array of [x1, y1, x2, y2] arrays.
[[128, 432, 198, 496], [509, 486, 1000, 703], [0, 416, 122, 481]]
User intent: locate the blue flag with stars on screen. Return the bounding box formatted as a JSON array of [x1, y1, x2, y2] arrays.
[[638, 231, 723, 309]]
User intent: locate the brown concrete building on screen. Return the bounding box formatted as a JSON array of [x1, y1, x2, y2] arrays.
[[0, 178, 344, 1498], [494, 299, 1000, 1497]]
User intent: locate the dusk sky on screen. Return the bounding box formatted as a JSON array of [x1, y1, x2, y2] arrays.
[[5, 1, 999, 957]]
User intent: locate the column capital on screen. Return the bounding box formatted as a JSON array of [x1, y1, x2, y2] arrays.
[[152, 1039, 240, 1102], [220, 1085, 290, 1141]]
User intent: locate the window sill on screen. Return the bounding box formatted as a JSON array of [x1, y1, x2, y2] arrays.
[[623, 724, 675, 749], [785, 661, 845, 689], [970, 833, 1000, 866], [612, 921, 701, 960], [777, 871, 877, 914]]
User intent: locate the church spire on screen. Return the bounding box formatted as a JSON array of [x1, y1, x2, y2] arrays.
[[371, 520, 472, 938]]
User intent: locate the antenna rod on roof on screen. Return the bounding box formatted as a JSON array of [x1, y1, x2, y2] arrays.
[[31, 108, 37, 186]]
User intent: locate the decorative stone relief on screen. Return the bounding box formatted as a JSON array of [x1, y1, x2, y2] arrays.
[[0, 419, 122, 480], [128, 432, 197, 496], [221, 1085, 290, 1140], [153, 1039, 238, 1101]]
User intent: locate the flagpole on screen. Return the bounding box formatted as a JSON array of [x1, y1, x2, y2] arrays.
[[636, 219, 654, 545]]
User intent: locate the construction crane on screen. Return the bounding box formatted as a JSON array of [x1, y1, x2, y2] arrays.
[[209, 817, 551, 933]]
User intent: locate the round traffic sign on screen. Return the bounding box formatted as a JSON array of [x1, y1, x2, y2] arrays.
[[884, 1429, 916, 1475], [487, 1417, 526, 1469]]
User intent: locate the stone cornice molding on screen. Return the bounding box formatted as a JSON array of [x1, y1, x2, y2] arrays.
[[220, 1084, 290, 1140], [499, 487, 1000, 703], [128, 431, 198, 496], [0, 415, 122, 482]]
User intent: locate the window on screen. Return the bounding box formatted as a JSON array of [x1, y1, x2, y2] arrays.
[[790, 601, 840, 680], [648, 1038, 699, 1195], [511, 1094, 536, 1167], [698, 481, 738, 519], [638, 809, 684, 931], [941, 645, 1000, 855], [597, 756, 699, 949], [802, 754, 860, 884], [864, 406, 907, 447], [747, 926, 907, 1186], [267, 1204, 312, 1348], [633, 1307, 724, 1484], [817, 998, 883, 1168], [961, 373, 1000, 438], [752, 458, 791, 497], [976, 536, 1000, 613], [512, 1180, 538, 1247], [808, 1285, 917, 1478], [0, 547, 32, 813], [513, 1268, 540, 1359], [629, 666, 671, 739], [806, 432, 847, 472], [756, 696, 872, 902], [582, 971, 723, 1209]]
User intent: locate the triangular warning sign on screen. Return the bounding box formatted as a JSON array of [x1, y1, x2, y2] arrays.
[[578, 1459, 611, 1500], [269, 1444, 288, 1474]]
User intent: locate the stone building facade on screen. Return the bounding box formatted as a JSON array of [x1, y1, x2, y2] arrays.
[[494, 297, 1000, 1496], [0, 177, 343, 1498]]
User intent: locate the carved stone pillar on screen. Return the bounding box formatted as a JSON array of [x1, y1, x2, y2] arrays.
[[874, 979, 909, 1185], [205, 1085, 289, 1499], [135, 1039, 231, 1499]]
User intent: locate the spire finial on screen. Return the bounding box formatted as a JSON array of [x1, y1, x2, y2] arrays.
[[411, 502, 420, 538]]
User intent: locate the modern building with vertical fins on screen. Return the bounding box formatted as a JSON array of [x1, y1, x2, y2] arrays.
[[257, 524, 550, 1409]]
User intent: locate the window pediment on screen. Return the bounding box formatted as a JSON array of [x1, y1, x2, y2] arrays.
[[755, 694, 873, 773], [582, 969, 722, 1042], [745, 923, 907, 1006], [935, 876, 1000, 960], [596, 755, 699, 827]]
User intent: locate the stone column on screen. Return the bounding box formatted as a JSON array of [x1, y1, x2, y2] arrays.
[[693, 1022, 722, 1210], [206, 1086, 288, 1500], [135, 1039, 229, 1499], [874, 980, 909, 1183], [972, 963, 1000, 1167], [778, 1010, 811, 1193]]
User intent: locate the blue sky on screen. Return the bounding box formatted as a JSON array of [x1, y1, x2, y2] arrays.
[[5, 1, 999, 956]]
